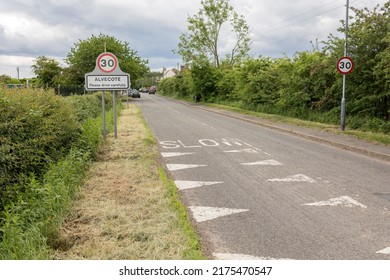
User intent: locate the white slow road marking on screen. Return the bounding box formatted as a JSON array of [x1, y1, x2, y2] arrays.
[[376, 247, 390, 254], [161, 152, 195, 158], [175, 180, 223, 190], [189, 206, 249, 223], [303, 196, 367, 208], [223, 148, 259, 154], [213, 253, 292, 260], [267, 174, 317, 183], [166, 164, 207, 171], [241, 159, 283, 166]]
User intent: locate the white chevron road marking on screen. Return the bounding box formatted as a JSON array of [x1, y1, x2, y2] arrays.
[[241, 159, 283, 166], [166, 164, 207, 171], [267, 174, 317, 183], [189, 206, 249, 223], [174, 180, 223, 190], [223, 148, 259, 154], [161, 152, 195, 158], [376, 247, 390, 254], [213, 253, 292, 260], [303, 196, 367, 208]]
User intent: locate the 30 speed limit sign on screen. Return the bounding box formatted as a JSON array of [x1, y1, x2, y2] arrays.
[[337, 56, 354, 74], [97, 53, 118, 73]]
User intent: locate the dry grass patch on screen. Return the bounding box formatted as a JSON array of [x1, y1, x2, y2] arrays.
[[52, 104, 204, 260]]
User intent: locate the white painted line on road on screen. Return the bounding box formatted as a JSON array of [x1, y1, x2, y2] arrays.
[[213, 253, 292, 260], [175, 180, 223, 190], [267, 174, 317, 183], [236, 139, 272, 155], [166, 164, 207, 171], [241, 159, 283, 166], [161, 152, 195, 158], [189, 206, 249, 223], [303, 196, 367, 208], [376, 247, 390, 254], [177, 140, 201, 148], [224, 148, 259, 154]]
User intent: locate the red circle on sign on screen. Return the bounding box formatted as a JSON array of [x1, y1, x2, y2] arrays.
[[97, 53, 118, 73], [337, 56, 354, 74]]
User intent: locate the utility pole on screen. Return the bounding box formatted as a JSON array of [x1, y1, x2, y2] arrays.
[[16, 67, 20, 80], [340, 0, 349, 131]]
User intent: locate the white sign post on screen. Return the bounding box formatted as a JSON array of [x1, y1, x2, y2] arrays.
[[85, 52, 130, 140]]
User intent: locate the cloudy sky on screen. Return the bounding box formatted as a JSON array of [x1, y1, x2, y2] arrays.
[[0, 0, 387, 79]]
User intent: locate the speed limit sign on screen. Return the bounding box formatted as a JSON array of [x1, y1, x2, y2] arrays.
[[97, 52, 118, 73], [337, 56, 354, 74]]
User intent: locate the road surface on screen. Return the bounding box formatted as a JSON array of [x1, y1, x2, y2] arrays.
[[134, 93, 390, 260]]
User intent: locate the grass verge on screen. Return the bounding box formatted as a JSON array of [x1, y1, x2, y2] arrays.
[[52, 103, 205, 260]]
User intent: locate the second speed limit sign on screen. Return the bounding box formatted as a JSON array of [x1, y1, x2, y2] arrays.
[[337, 56, 354, 74], [97, 53, 118, 73]]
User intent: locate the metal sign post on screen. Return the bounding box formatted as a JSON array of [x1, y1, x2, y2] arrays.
[[337, 56, 354, 131], [102, 91, 106, 141], [340, 0, 350, 131], [112, 90, 117, 139]]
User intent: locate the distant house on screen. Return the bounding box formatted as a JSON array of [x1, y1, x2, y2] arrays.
[[162, 69, 176, 79]]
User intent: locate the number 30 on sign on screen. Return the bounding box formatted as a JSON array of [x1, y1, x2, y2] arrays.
[[337, 56, 354, 74], [97, 53, 118, 73]]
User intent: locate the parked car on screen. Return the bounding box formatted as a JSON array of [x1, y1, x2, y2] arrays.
[[128, 89, 140, 98], [131, 89, 140, 98], [149, 86, 157, 94]]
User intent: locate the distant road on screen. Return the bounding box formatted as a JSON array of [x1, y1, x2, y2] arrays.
[[135, 93, 390, 260]]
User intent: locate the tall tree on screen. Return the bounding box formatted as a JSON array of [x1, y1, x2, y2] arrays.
[[64, 33, 149, 86], [31, 56, 62, 87], [347, 3, 389, 120], [176, 0, 251, 67]]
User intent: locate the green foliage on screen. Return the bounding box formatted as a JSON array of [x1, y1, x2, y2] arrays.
[[64, 33, 149, 86], [0, 89, 81, 192], [31, 56, 62, 87], [0, 148, 91, 259], [158, 70, 194, 100], [134, 71, 162, 89], [0, 89, 121, 259], [176, 0, 251, 67], [191, 60, 218, 101], [160, 2, 389, 132], [328, 2, 390, 121], [0, 75, 20, 85]]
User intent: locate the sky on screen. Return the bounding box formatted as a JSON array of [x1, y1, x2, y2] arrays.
[[0, 0, 387, 79]]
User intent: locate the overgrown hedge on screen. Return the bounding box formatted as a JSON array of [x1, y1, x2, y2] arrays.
[[0, 88, 117, 259]]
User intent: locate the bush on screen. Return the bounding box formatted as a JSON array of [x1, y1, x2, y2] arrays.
[[0, 148, 90, 259], [66, 91, 113, 123], [0, 89, 81, 193], [0, 89, 119, 259]]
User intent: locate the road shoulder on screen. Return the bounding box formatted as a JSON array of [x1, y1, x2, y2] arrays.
[[52, 104, 204, 260]]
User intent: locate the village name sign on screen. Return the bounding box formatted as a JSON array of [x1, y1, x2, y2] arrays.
[[85, 52, 130, 91]]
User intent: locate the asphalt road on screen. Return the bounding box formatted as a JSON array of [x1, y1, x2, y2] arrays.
[[134, 93, 390, 260]]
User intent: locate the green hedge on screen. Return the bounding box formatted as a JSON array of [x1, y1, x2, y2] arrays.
[[0, 89, 120, 259], [0, 89, 81, 193]]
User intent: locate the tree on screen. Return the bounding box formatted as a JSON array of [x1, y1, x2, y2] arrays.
[[0, 75, 18, 85], [64, 33, 149, 86], [31, 56, 62, 87], [176, 0, 251, 67], [346, 3, 390, 120]]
